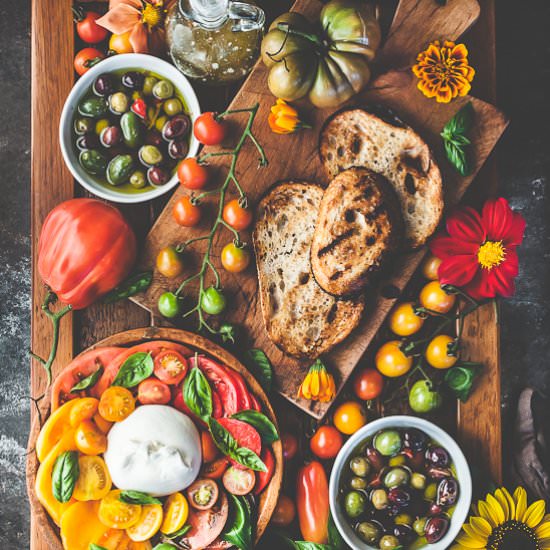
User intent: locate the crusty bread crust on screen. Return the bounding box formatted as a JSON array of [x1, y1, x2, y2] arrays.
[[253, 181, 364, 359], [311, 168, 403, 296], [319, 107, 443, 248]]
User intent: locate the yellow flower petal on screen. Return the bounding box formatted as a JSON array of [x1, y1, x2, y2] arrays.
[[462, 523, 487, 544], [494, 488, 511, 520], [478, 499, 499, 528], [456, 533, 487, 548], [535, 519, 550, 539], [486, 493, 505, 525], [514, 486, 528, 521], [523, 499, 546, 528], [501, 487, 516, 520], [310, 370, 320, 397], [541, 540, 550, 550], [469, 516, 493, 538]]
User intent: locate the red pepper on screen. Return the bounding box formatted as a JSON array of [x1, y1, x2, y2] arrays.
[[296, 461, 329, 544], [131, 98, 147, 119]]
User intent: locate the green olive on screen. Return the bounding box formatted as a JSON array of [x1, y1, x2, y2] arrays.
[[424, 482, 437, 501], [109, 92, 130, 114], [374, 430, 402, 457], [79, 149, 107, 176], [139, 145, 163, 166], [78, 96, 108, 118], [395, 513, 413, 526], [120, 111, 144, 149], [106, 154, 134, 186], [413, 517, 427, 536], [153, 79, 174, 100], [349, 456, 370, 477], [350, 476, 368, 491], [129, 170, 147, 189], [411, 472, 427, 490], [95, 118, 110, 136], [388, 455, 406, 467], [163, 98, 183, 116], [143, 75, 158, 96], [384, 467, 409, 489], [74, 117, 94, 135], [371, 488, 388, 510], [344, 490, 367, 519], [356, 521, 381, 545], [379, 535, 400, 549], [155, 115, 168, 132]]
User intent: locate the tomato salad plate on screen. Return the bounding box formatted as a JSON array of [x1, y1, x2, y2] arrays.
[[27, 328, 283, 550]]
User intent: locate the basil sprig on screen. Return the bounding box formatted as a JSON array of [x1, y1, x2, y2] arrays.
[[243, 349, 273, 392], [208, 417, 267, 472], [70, 365, 103, 393], [223, 494, 253, 550], [89, 545, 108, 550], [119, 490, 161, 505], [231, 410, 279, 444], [102, 271, 153, 304], [111, 352, 153, 388], [183, 366, 213, 422], [441, 102, 474, 176], [52, 451, 79, 503]]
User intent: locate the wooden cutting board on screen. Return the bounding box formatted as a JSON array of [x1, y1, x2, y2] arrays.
[[132, 0, 508, 418]]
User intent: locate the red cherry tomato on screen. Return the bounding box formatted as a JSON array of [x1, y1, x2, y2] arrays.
[[74, 47, 104, 76], [222, 199, 253, 231], [173, 196, 201, 227], [310, 425, 343, 460], [353, 368, 385, 400], [254, 448, 275, 495], [281, 432, 298, 460], [193, 112, 227, 145], [137, 378, 171, 405], [75, 11, 108, 44], [201, 457, 229, 479], [271, 495, 296, 527], [178, 158, 209, 190], [154, 350, 189, 385]]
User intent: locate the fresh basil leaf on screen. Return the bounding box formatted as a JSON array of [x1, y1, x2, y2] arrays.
[[183, 366, 213, 422], [441, 102, 474, 177], [164, 524, 191, 539], [223, 494, 253, 550], [89, 545, 108, 550], [243, 349, 273, 392], [103, 271, 153, 304], [232, 446, 268, 472], [292, 543, 333, 550], [119, 490, 161, 505], [231, 410, 279, 444], [70, 365, 103, 393], [52, 451, 79, 503], [112, 352, 154, 388]]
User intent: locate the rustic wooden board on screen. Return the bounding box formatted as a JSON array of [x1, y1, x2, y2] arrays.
[[132, 0, 507, 418]]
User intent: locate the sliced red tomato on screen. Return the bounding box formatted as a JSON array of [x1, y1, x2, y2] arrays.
[[201, 458, 230, 480], [51, 347, 122, 410], [222, 466, 255, 495], [198, 356, 240, 416], [222, 367, 252, 411], [218, 418, 261, 468], [187, 478, 219, 510], [249, 393, 261, 411], [154, 350, 189, 385], [138, 378, 171, 404], [181, 492, 229, 550], [171, 386, 223, 426], [254, 447, 275, 495]]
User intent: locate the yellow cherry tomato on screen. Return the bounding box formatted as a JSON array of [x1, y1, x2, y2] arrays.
[[221, 242, 251, 273], [75, 419, 108, 455], [425, 334, 459, 369], [419, 281, 456, 314], [126, 504, 163, 542], [97, 528, 131, 550], [160, 492, 189, 534], [69, 397, 99, 427], [422, 255, 442, 280], [375, 340, 413, 378], [93, 412, 113, 434], [73, 455, 112, 501], [99, 490, 142, 529], [98, 386, 135, 422], [388, 302, 425, 336], [333, 401, 367, 435], [109, 31, 133, 54], [156, 246, 185, 279]]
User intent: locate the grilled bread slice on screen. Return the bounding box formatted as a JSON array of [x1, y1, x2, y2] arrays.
[[253, 181, 364, 359], [311, 168, 403, 296], [319, 107, 443, 248]]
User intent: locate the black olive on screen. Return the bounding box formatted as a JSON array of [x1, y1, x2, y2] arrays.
[[168, 139, 189, 160], [100, 126, 122, 148], [147, 166, 169, 186], [122, 71, 145, 90], [425, 446, 450, 468], [403, 428, 429, 453], [76, 133, 100, 150], [162, 114, 190, 140], [145, 129, 163, 147], [93, 74, 114, 96], [425, 515, 450, 543], [437, 477, 459, 507]]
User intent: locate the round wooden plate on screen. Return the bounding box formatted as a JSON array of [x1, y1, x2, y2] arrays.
[[27, 327, 284, 550]]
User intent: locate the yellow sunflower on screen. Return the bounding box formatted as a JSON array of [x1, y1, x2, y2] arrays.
[[452, 487, 550, 550]]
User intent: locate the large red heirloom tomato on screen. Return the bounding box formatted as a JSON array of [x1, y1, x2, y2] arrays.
[[38, 199, 136, 309]]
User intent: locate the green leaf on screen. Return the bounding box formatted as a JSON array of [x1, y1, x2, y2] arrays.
[[164, 524, 191, 539], [52, 451, 79, 503], [89, 545, 108, 550], [119, 490, 161, 505], [183, 366, 213, 422], [153, 545, 178, 550], [231, 410, 279, 444], [445, 363, 482, 402], [223, 494, 253, 550], [291, 543, 333, 550], [328, 512, 348, 549], [70, 365, 103, 393], [111, 352, 154, 388], [441, 102, 474, 177], [243, 349, 273, 392], [102, 271, 153, 304]]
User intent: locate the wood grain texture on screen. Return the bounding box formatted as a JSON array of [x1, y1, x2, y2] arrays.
[[132, 0, 507, 418]]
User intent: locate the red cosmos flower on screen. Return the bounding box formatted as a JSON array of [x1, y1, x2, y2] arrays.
[[430, 198, 525, 300]]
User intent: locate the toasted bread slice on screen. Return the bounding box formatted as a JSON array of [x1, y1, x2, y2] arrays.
[[319, 107, 443, 248], [311, 168, 403, 296], [253, 181, 364, 359]]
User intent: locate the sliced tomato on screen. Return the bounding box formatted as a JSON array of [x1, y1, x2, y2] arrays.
[[154, 350, 189, 385], [51, 347, 122, 410], [198, 356, 240, 416], [171, 386, 222, 426], [137, 378, 171, 405], [218, 418, 261, 468], [212, 391, 223, 418], [201, 431, 219, 463], [205, 539, 232, 550], [201, 458, 229, 480], [187, 478, 219, 510], [223, 367, 252, 411], [181, 492, 229, 550], [254, 447, 275, 495], [222, 466, 255, 495], [249, 393, 261, 412]]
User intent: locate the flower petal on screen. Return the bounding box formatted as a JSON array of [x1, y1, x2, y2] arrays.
[[438, 255, 479, 287], [478, 499, 500, 528], [498, 247, 519, 278], [430, 234, 480, 259], [456, 533, 487, 548], [501, 487, 516, 520], [482, 197, 514, 241], [486, 493, 505, 525], [96, 4, 140, 34], [129, 23, 150, 53], [494, 488, 511, 521], [462, 523, 487, 544], [535, 519, 550, 539], [514, 487, 528, 521], [110, 0, 143, 8], [506, 211, 527, 247], [464, 269, 495, 300], [469, 515, 493, 538], [487, 266, 515, 298], [447, 206, 486, 243], [523, 499, 546, 528]]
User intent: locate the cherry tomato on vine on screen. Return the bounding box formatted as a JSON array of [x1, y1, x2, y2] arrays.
[[281, 432, 298, 460], [389, 302, 425, 336], [409, 380, 442, 413], [310, 425, 343, 459], [419, 281, 456, 314], [223, 199, 253, 231], [194, 112, 227, 145], [270, 495, 296, 527], [109, 31, 133, 54], [425, 334, 458, 369], [156, 246, 184, 278], [353, 368, 384, 400], [158, 292, 182, 318], [178, 158, 209, 190], [75, 11, 108, 44], [74, 48, 105, 76], [173, 196, 201, 227], [201, 287, 227, 315], [333, 401, 367, 435], [422, 255, 442, 280], [221, 243, 250, 273], [375, 340, 413, 378]]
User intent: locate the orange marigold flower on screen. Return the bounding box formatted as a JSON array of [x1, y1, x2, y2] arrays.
[[297, 360, 336, 403], [268, 99, 310, 134], [412, 40, 475, 103]]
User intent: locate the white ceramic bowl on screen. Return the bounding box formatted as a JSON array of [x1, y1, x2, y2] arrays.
[[329, 415, 471, 550], [59, 53, 200, 203]]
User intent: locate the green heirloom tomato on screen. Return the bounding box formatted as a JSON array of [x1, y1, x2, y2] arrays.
[[201, 287, 227, 315], [409, 380, 443, 413], [158, 292, 181, 318]]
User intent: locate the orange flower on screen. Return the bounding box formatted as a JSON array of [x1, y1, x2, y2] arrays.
[[298, 360, 336, 403], [97, 0, 174, 56], [412, 40, 475, 103], [268, 99, 310, 134]]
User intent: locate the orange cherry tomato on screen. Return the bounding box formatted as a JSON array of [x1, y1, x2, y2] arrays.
[[222, 199, 253, 231], [178, 158, 209, 190], [173, 196, 201, 227], [375, 340, 413, 378], [193, 112, 227, 145], [72, 455, 112, 501], [296, 461, 329, 543], [419, 281, 456, 314], [389, 302, 425, 336], [353, 368, 384, 400], [333, 401, 367, 435], [422, 255, 442, 280], [137, 378, 172, 405], [74, 47, 104, 76], [98, 386, 135, 422], [201, 431, 219, 463], [156, 246, 184, 279], [69, 397, 99, 427], [281, 432, 298, 460], [221, 242, 251, 273], [310, 425, 343, 460], [425, 334, 459, 369], [270, 495, 296, 527], [75, 11, 108, 44], [109, 31, 133, 54], [202, 457, 230, 479], [75, 419, 108, 455], [154, 350, 189, 385]]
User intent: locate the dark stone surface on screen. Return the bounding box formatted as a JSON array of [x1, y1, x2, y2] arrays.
[[0, 1, 548, 547]]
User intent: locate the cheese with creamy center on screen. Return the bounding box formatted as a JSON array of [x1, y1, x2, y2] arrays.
[[104, 404, 201, 496]]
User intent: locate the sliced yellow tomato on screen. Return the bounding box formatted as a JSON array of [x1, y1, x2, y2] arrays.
[[99, 490, 142, 529], [93, 412, 113, 434], [72, 455, 112, 501], [160, 492, 188, 534], [129, 542, 153, 550], [75, 419, 107, 455], [60, 500, 107, 550], [36, 399, 79, 462], [35, 429, 78, 525], [126, 503, 163, 542], [98, 386, 135, 422], [69, 397, 99, 427], [96, 528, 128, 549]]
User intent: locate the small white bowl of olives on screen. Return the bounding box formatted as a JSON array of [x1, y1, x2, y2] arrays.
[[60, 53, 200, 203], [329, 416, 472, 550]]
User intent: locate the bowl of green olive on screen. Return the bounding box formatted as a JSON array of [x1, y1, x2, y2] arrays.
[[60, 53, 200, 203], [329, 416, 471, 550]]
